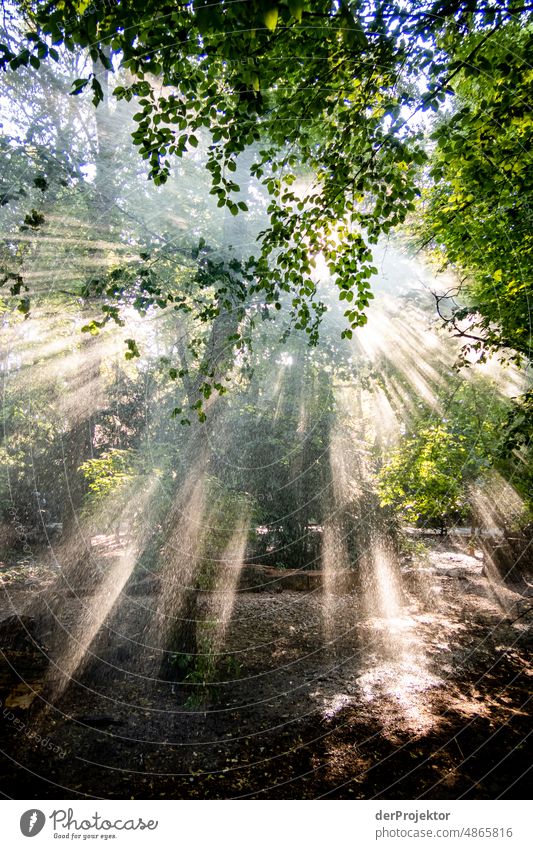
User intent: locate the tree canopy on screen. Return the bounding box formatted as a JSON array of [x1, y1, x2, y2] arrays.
[[2, 1, 531, 387]]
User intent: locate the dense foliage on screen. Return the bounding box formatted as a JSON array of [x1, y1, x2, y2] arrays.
[[377, 379, 512, 529], [2, 2, 531, 390], [413, 21, 532, 366], [0, 1, 531, 550]]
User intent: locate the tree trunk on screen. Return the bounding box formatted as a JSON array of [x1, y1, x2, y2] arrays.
[[159, 148, 255, 681]]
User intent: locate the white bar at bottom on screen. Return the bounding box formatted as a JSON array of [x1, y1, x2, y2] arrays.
[[2, 799, 529, 849]]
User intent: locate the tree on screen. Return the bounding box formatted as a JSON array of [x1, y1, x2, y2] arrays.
[[378, 423, 474, 531], [407, 18, 533, 472], [412, 20, 532, 366], [376, 374, 528, 530], [2, 1, 529, 414]]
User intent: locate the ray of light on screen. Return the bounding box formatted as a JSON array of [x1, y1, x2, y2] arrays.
[[321, 517, 351, 648], [39, 475, 160, 703], [146, 463, 209, 672], [204, 515, 250, 656]]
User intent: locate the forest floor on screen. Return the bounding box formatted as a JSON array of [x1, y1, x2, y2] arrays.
[[0, 536, 531, 799]]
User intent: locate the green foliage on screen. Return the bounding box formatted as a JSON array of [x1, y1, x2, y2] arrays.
[[79, 449, 134, 504], [398, 536, 430, 563], [502, 390, 533, 454], [183, 643, 242, 708], [378, 423, 471, 526], [413, 22, 532, 366], [0, 398, 65, 529], [377, 378, 512, 527], [4, 0, 527, 369]]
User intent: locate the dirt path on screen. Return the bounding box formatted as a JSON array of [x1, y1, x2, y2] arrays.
[[0, 539, 531, 799]]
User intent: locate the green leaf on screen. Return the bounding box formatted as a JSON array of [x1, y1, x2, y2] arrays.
[[124, 338, 140, 359], [288, 0, 304, 23], [17, 297, 30, 315], [91, 77, 104, 107], [70, 77, 89, 95], [263, 5, 279, 31]]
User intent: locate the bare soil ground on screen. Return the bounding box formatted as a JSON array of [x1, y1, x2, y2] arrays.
[[0, 538, 531, 799]]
